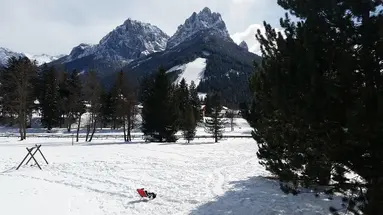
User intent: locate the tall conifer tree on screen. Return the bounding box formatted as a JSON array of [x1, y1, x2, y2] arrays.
[[246, 0, 383, 213], [141, 67, 179, 142], [204, 92, 225, 143], [39, 65, 61, 130]]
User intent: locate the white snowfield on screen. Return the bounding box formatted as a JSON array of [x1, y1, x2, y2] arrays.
[[167, 57, 207, 87], [0, 137, 341, 215]]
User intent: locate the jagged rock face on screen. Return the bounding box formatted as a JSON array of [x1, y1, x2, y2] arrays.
[[57, 19, 169, 66], [96, 19, 169, 61], [166, 7, 233, 49], [239, 41, 248, 51], [66, 43, 95, 61], [0, 47, 25, 66]]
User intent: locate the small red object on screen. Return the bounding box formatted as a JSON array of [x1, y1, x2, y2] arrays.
[[137, 188, 147, 197]]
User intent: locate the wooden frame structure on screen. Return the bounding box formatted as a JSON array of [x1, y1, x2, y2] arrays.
[[16, 144, 49, 170]]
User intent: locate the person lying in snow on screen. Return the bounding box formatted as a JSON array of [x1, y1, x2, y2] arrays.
[[137, 188, 157, 199]]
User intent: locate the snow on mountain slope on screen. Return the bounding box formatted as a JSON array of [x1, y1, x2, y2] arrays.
[[0, 137, 342, 215], [0, 47, 64, 66], [166, 7, 232, 49], [167, 57, 207, 87], [0, 47, 25, 66], [59, 19, 169, 65], [25, 53, 64, 66]]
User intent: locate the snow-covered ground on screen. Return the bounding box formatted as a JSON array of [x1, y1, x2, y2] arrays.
[[0, 135, 342, 214]]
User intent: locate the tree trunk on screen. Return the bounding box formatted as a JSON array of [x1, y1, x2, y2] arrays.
[[67, 114, 72, 133], [230, 118, 234, 131], [76, 114, 81, 142], [28, 112, 32, 128], [18, 116, 23, 141], [88, 118, 97, 142], [113, 117, 116, 130], [85, 124, 90, 142], [22, 111, 27, 140], [127, 117, 131, 142], [123, 116, 127, 142]]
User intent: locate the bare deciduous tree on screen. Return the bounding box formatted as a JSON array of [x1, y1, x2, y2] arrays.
[[83, 70, 102, 142], [226, 110, 236, 131], [1, 57, 38, 140]]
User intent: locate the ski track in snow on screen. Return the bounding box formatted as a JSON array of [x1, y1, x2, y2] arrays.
[[208, 157, 258, 198], [0, 138, 342, 215]]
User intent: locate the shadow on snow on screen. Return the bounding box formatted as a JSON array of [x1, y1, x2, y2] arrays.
[[190, 176, 342, 215]]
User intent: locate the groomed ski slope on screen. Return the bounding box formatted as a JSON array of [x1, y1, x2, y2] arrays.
[[0, 137, 341, 215], [167, 57, 207, 87]]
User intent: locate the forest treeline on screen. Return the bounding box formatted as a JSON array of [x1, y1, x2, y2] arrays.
[[0, 59, 233, 143]]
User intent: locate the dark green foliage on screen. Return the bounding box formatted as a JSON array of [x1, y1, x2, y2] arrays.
[[204, 93, 225, 143], [174, 79, 198, 143], [182, 106, 197, 143], [57, 71, 71, 128], [189, 81, 201, 122], [141, 67, 179, 142], [246, 0, 383, 214], [176, 78, 190, 130], [38, 65, 61, 130], [100, 90, 114, 128]]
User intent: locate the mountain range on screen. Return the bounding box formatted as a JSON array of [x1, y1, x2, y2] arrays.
[[0, 7, 261, 107], [0, 47, 64, 66]]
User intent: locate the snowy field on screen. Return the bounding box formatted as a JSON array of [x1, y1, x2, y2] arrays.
[[0, 136, 342, 215]]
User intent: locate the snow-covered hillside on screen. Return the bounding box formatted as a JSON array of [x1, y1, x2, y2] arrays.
[[0, 135, 342, 215], [167, 57, 207, 87], [25, 53, 64, 66], [0, 47, 24, 66], [0, 47, 63, 66]]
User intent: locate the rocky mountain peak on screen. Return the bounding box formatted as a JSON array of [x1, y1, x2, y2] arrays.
[[239, 41, 248, 51], [96, 19, 169, 60], [166, 7, 232, 49], [59, 19, 169, 65], [0, 47, 25, 66]]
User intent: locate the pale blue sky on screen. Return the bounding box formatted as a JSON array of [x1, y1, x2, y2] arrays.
[[0, 0, 286, 56]]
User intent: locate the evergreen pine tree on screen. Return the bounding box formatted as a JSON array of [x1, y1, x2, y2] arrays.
[[39, 65, 61, 130], [204, 93, 225, 143], [100, 90, 113, 128], [141, 67, 179, 142], [182, 106, 197, 143], [176, 78, 189, 130], [246, 0, 383, 213], [204, 94, 214, 117], [57, 71, 71, 128], [189, 81, 201, 122]]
